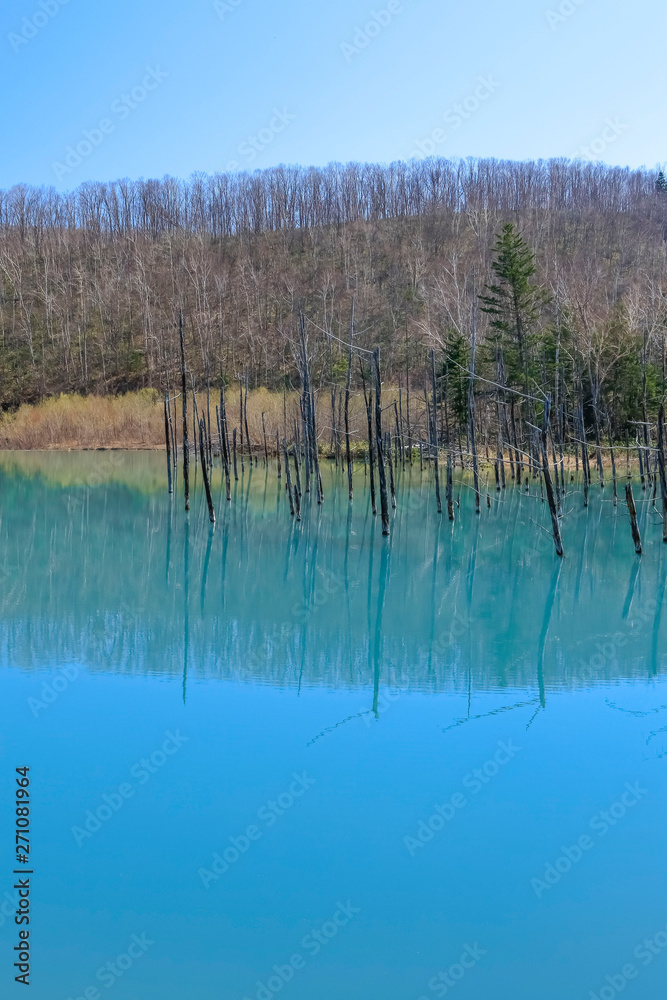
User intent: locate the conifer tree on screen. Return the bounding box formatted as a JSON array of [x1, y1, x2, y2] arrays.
[[479, 223, 549, 391]]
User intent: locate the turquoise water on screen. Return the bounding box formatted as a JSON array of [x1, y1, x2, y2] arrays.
[[1, 453, 666, 1000]]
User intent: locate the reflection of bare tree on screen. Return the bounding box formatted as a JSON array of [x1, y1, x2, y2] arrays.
[[651, 558, 667, 677], [442, 698, 540, 734], [536, 561, 562, 710], [183, 516, 189, 705]]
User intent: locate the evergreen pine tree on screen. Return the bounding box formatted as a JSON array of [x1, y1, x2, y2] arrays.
[[479, 222, 549, 390]]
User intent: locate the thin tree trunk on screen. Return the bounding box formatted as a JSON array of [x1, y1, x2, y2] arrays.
[[163, 391, 173, 494], [179, 312, 190, 511], [430, 349, 442, 515], [625, 483, 642, 554], [283, 439, 295, 517], [199, 419, 215, 523], [657, 405, 667, 542], [345, 302, 354, 500], [374, 349, 390, 535], [541, 400, 563, 556]]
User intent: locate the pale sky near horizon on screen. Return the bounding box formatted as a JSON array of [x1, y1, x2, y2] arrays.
[[1, 0, 664, 191]]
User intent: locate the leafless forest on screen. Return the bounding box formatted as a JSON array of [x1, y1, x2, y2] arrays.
[[1, 156, 667, 436]]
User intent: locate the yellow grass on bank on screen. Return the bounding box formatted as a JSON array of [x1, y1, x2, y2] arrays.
[[0, 387, 407, 452], [0, 390, 164, 450]]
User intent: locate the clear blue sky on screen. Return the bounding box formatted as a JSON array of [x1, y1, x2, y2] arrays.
[[2, 0, 664, 191]]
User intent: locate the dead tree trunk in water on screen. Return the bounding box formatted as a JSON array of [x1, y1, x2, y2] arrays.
[[446, 452, 454, 521], [217, 405, 231, 501], [625, 483, 642, 554], [657, 406, 667, 543], [238, 380, 245, 473], [244, 373, 251, 468], [398, 385, 406, 469], [291, 448, 302, 520], [374, 349, 391, 536], [310, 387, 323, 503], [192, 385, 198, 464], [430, 349, 442, 514], [163, 392, 173, 494], [206, 378, 213, 469], [199, 419, 216, 524], [637, 435, 646, 489], [179, 312, 190, 511], [282, 439, 295, 518], [469, 274, 480, 514], [386, 432, 397, 509], [292, 445, 302, 502], [608, 421, 617, 506], [299, 313, 322, 503], [300, 395, 311, 494], [406, 372, 413, 465], [168, 393, 177, 475], [345, 301, 354, 501], [362, 368, 377, 516], [394, 401, 402, 472], [579, 404, 588, 507], [220, 385, 230, 463], [540, 400, 563, 557]]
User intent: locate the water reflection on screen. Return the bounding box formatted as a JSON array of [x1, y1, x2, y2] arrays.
[[1, 452, 666, 693]]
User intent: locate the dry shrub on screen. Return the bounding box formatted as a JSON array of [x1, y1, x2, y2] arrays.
[[0, 390, 163, 450], [0, 386, 412, 451]]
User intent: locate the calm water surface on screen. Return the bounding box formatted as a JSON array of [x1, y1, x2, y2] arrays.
[[1, 452, 666, 1000]]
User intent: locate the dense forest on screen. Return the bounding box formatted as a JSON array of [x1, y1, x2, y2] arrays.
[[2, 156, 667, 444]]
